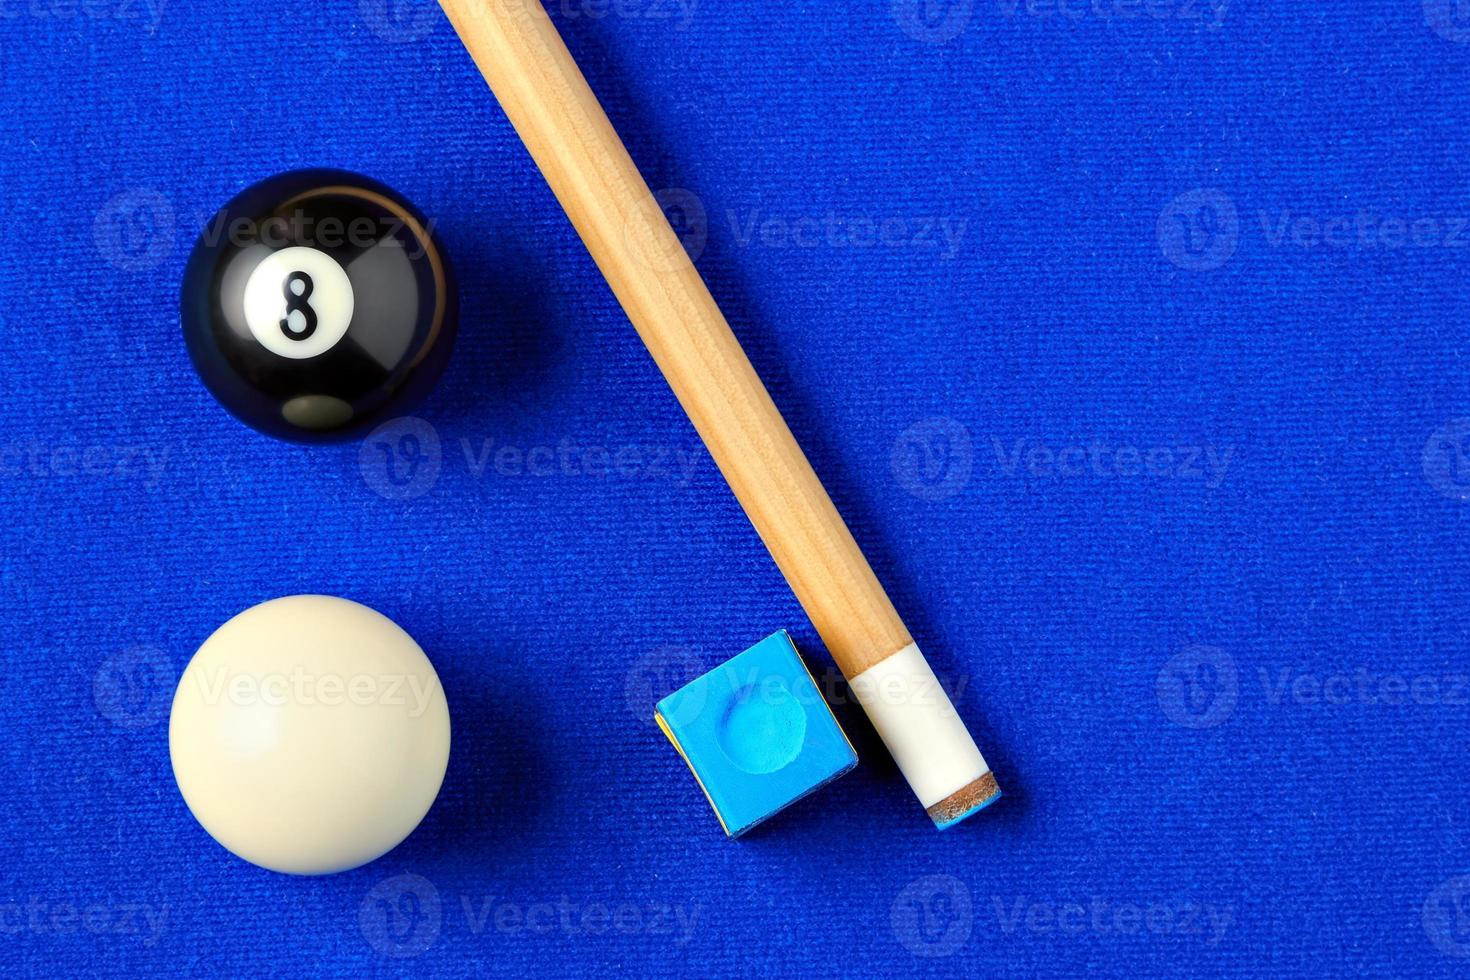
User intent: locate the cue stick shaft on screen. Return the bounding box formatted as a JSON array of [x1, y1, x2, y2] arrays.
[[438, 0, 998, 824]]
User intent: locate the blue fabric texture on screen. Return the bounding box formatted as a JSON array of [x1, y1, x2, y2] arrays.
[[2, 1, 1469, 976]]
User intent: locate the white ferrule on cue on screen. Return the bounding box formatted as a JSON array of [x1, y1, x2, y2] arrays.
[[849, 644, 995, 826], [437, 0, 1000, 826]]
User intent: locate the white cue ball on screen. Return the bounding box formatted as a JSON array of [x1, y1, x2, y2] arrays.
[[169, 595, 451, 875]]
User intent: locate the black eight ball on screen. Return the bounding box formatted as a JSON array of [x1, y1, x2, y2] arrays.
[[181, 169, 458, 442]]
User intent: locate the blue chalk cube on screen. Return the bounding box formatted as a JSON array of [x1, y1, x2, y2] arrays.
[[655, 631, 858, 837]]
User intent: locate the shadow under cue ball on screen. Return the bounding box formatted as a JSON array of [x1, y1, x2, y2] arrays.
[[169, 596, 451, 875], [180, 169, 458, 442]]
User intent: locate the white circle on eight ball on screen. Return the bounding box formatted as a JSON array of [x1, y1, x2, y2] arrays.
[[242, 245, 355, 360]]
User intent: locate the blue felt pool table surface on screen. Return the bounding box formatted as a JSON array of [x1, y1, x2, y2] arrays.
[[4, 1, 1470, 976]]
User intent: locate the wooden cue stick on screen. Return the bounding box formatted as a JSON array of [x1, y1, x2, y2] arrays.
[[437, 0, 999, 826]]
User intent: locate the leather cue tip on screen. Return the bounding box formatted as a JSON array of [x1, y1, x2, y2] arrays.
[[927, 772, 1002, 830]]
